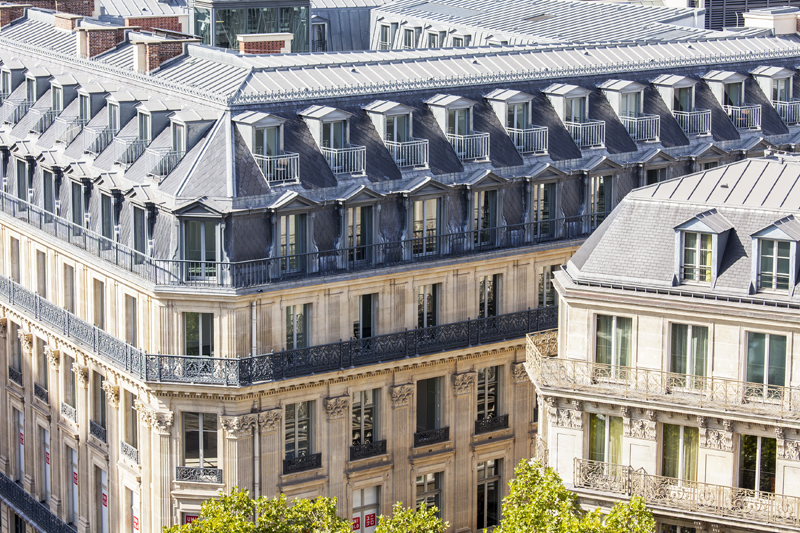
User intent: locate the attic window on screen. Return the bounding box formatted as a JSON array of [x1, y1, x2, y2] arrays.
[[682, 232, 712, 282], [758, 239, 791, 291]]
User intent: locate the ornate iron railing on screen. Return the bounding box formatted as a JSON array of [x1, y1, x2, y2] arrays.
[[175, 466, 223, 483], [446, 131, 490, 161], [83, 125, 115, 155], [574, 458, 800, 527], [120, 441, 139, 463], [350, 440, 387, 461], [774, 100, 800, 125], [506, 126, 548, 154], [144, 147, 183, 178], [2, 99, 32, 124], [89, 421, 107, 443], [312, 39, 327, 52], [254, 152, 299, 183], [414, 427, 449, 447], [30, 107, 58, 134], [34, 383, 48, 403], [283, 453, 322, 474], [0, 469, 74, 532], [566, 120, 605, 148], [526, 332, 800, 420], [475, 414, 509, 434], [724, 104, 761, 130], [8, 365, 22, 386], [60, 402, 77, 424], [674, 109, 711, 135], [321, 145, 366, 175], [113, 136, 148, 166], [620, 114, 659, 142], [53, 116, 87, 144], [384, 138, 429, 168]]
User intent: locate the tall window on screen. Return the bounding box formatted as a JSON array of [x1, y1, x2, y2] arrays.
[[347, 206, 372, 263], [646, 168, 666, 186], [353, 294, 375, 339], [93, 279, 105, 330], [532, 182, 555, 237], [16, 159, 26, 202], [473, 190, 497, 245], [620, 91, 641, 117], [476, 460, 501, 530], [52, 86, 63, 113], [71, 182, 83, 229], [1, 71, 11, 96], [476, 366, 498, 421], [662, 424, 698, 481], [36, 337, 48, 391], [185, 220, 216, 278], [108, 103, 120, 134], [758, 239, 790, 290], [67, 447, 78, 525], [125, 295, 137, 348], [740, 435, 776, 493], [674, 87, 692, 112], [40, 428, 50, 503], [385, 114, 409, 143], [417, 284, 439, 328], [184, 312, 214, 356], [100, 194, 113, 243], [13, 409, 22, 480], [402, 28, 415, 49], [447, 108, 470, 136], [723, 82, 742, 107], [507, 102, 528, 129], [133, 207, 146, 258], [280, 214, 306, 272], [746, 332, 786, 389], [36, 250, 47, 297], [183, 413, 218, 468], [565, 97, 586, 123], [478, 275, 498, 318], [412, 198, 439, 256], [93, 372, 107, 430], [774, 77, 791, 102], [8, 322, 21, 374], [255, 126, 279, 158], [589, 413, 622, 464], [416, 377, 441, 432], [682, 232, 712, 282], [125, 391, 138, 449], [596, 315, 632, 368], [352, 487, 379, 533], [538, 265, 558, 308], [26, 78, 35, 103], [670, 324, 708, 385], [63, 264, 75, 313], [286, 304, 308, 349], [172, 123, 186, 156], [415, 472, 441, 515], [9, 237, 19, 283], [352, 389, 377, 446], [322, 120, 346, 149], [587, 175, 612, 227], [137, 112, 151, 142], [285, 401, 312, 460], [379, 25, 390, 48], [79, 94, 90, 123], [43, 170, 54, 217], [64, 354, 76, 408], [452, 36, 464, 47]]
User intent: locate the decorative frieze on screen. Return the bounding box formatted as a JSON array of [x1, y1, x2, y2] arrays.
[[780, 439, 800, 461], [258, 409, 281, 432], [554, 408, 583, 429], [220, 414, 258, 438], [102, 382, 119, 408], [453, 372, 476, 395], [390, 384, 414, 407], [511, 362, 528, 383], [17, 328, 32, 356], [45, 342, 59, 370], [627, 418, 657, 441], [699, 419, 733, 452], [324, 396, 349, 419], [71, 363, 88, 389]]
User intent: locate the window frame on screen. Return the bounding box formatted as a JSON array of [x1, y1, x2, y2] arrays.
[[473, 189, 497, 245], [107, 102, 120, 134], [757, 238, 792, 291], [476, 459, 501, 530], [476, 366, 498, 421], [739, 434, 776, 493], [351, 389, 378, 446], [478, 274, 499, 318], [279, 213, 307, 272], [669, 323, 708, 380], [353, 293, 376, 339], [285, 303, 309, 350], [412, 198, 440, 257], [595, 314, 633, 368], [415, 472, 442, 516], [681, 231, 713, 283], [588, 413, 623, 464], [137, 112, 151, 142], [182, 412, 218, 468], [416, 376, 442, 432], [745, 331, 786, 389], [417, 283, 439, 329], [285, 400, 313, 460], [184, 312, 214, 357], [183, 219, 218, 279], [661, 423, 699, 482]]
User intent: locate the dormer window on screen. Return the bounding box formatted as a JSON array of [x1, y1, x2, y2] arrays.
[[653, 75, 710, 135], [427, 32, 439, 48], [379, 24, 391, 49], [758, 240, 791, 291], [544, 84, 604, 148], [255, 125, 279, 157], [682, 232, 712, 282], [426, 94, 489, 160], [674, 87, 692, 112], [300, 105, 365, 175], [486, 89, 547, 154], [52, 86, 63, 113], [138, 112, 151, 142], [322, 120, 345, 149], [365, 100, 428, 169], [565, 96, 586, 123], [447, 108, 470, 136], [402, 28, 415, 49], [507, 102, 528, 129], [386, 114, 409, 143], [235, 111, 299, 183], [172, 123, 186, 157], [620, 92, 641, 118], [774, 77, 791, 102], [26, 78, 36, 103], [1, 71, 10, 96], [79, 94, 90, 123], [108, 103, 120, 134], [723, 82, 743, 107]]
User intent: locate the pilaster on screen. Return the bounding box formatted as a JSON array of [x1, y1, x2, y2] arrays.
[[323, 395, 349, 514], [258, 409, 282, 497], [452, 372, 474, 530], [389, 383, 414, 505], [140, 407, 173, 532], [0, 317, 8, 473], [71, 360, 89, 533], [220, 414, 258, 492]]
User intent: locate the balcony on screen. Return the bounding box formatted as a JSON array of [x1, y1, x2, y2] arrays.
[[176, 466, 223, 483], [312, 39, 327, 52], [254, 152, 299, 183], [350, 440, 387, 461], [526, 331, 800, 420], [565, 120, 605, 148], [113, 136, 148, 166], [144, 147, 183, 179], [60, 402, 77, 424], [7, 365, 21, 386], [414, 427, 449, 447], [283, 453, 322, 474], [321, 145, 366, 174], [620, 114, 660, 142], [507, 126, 548, 155], [0, 469, 73, 532], [90, 421, 107, 443], [2, 99, 32, 124], [475, 414, 509, 434], [120, 441, 139, 463], [53, 116, 87, 145], [446, 131, 490, 161], [574, 458, 800, 529], [30, 108, 58, 134], [34, 382, 48, 403], [673, 109, 711, 135], [724, 104, 761, 130], [378, 41, 391, 50], [83, 126, 115, 155], [774, 100, 800, 125], [385, 138, 429, 168]]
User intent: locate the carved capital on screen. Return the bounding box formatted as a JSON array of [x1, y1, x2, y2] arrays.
[[775, 427, 785, 441], [620, 406, 630, 419], [324, 396, 349, 420], [0, 317, 6, 338], [453, 372, 476, 395], [71, 363, 88, 389], [722, 419, 734, 433], [390, 384, 414, 407], [221, 414, 258, 438], [780, 439, 800, 461], [102, 382, 119, 409], [644, 409, 657, 421], [626, 418, 656, 441], [553, 408, 582, 429], [258, 409, 282, 432], [511, 362, 528, 384], [17, 329, 32, 356], [700, 426, 733, 452], [151, 411, 174, 435], [45, 339, 60, 370], [697, 416, 707, 428]]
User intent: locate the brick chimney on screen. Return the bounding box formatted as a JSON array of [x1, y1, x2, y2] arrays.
[[238, 33, 293, 54], [54, 12, 82, 31], [0, 4, 29, 28], [131, 36, 196, 73], [78, 26, 131, 58], [124, 15, 184, 33]]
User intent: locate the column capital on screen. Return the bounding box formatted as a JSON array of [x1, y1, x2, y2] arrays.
[[221, 414, 258, 438], [45, 336, 60, 370], [511, 362, 528, 383], [258, 408, 281, 431], [324, 396, 349, 420], [390, 383, 414, 408], [17, 327, 32, 356], [452, 372, 476, 395], [102, 382, 119, 409], [71, 363, 89, 389]]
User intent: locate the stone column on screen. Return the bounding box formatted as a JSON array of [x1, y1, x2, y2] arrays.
[[18, 326, 35, 494], [258, 409, 282, 497], [452, 372, 475, 531], [102, 381, 120, 526], [0, 317, 8, 474], [389, 384, 414, 506], [220, 414, 258, 493], [141, 408, 173, 532], [324, 395, 349, 515], [45, 339, 62, 517], [71, 361, 90, 533]]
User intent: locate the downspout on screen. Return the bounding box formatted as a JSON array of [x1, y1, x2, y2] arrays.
[[251, 300, 260, 496]]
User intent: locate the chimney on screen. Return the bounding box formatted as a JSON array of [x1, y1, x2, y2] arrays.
[[131, 36, 196, 73], [742, 6, 799, 35], [54, 12, 82, 31], [0, 4, 29, 28], [78, 26, 130, 58], [124, 15, 183, 33], [238, 33, 293, 54]]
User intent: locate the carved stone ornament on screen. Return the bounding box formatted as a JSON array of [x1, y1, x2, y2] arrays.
[[221, 414, 258, 438], [390, 384, 414, 408], [150, 411, 174, 435], [324, 396, 349, 420], [554, 408, 583, 429], [258, 409, 282, 432], [102, 382, 120, 408], [0, 317, 7, 338], [700, 427, 733, 452], [780, 439, 800, 461], [45, 339, 60, 370], [453, 372, 476, 395], [511, 362, 528, 384], [627, 418, 657, 441], [17, 329, 32, 356], [71, 363, 89, 389]]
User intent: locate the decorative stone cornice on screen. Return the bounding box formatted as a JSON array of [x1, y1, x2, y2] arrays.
[[71, 363, 88, 389], [102, 382, 119, 409], [453, 372, 476, 395], [324, 396, 349, 420], [17, 328, 32, 356], [700, 425, 733, 452], [511, 362, 528, 383], [626, 418, 656, 441], [390, 384, 414, 407], [258, 409, 281, 432], [45, 336, 59, 370], [554, 408, 583, 429], [221, 414, 258, 438]]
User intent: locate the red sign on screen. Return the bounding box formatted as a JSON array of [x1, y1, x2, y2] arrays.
[[185, 515, 198, 524], [133, 517, 139, 531], [102, 493, 108, 507], [365, 514, 376, 528], [45, 451, 50, 465], [73, 471, 78, 485], [352, 517, 360, 531], [19, 432, 23, 445]]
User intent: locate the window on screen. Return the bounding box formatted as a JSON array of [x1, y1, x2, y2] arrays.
[[347, 206, 372, 263], [64, 354, 76, 408], [447, 108, 470, 136], [427, 32, 439, 48], [36, 337, 47, 390], [9, 237, 19, 283], [43, 170, 54, 217], [379, 24, 391, 48], [52, 86, 63, 113], [412, 198, 439, 256], [531, 182, 555, 237], [183, 413, 218, 468], [674, 87, 692, 112], [286, 304, 308, 349], [63, 264, 75, 313], [8, 322, 21, 373], [565, 97, 586, 123], [172, 123, 186, 156], [1, 71, 11, 96], [26, 78, 35, 103], [476, 366, 498, 421], [79, 94, 90, 123], [353, 294, 375, 339], [352, 487, 379, 533], [746, 332, 786, 389], [538, 265, 558, 308], [108, 103, 119, 134], [587, 175, 612, 227], [507, 102, 529, 129], [723, 82, 742, 107], [740, 434, 776, 493], [280, 214, 306, 272], [403, 28, 415, 49], [137, 113, 151, 142], [322, 120, 346, 149], [13, 408, 23, 480], [474, 190, 497, 245], [416, 377, 441, 432], [596, 315, 632, 367], [36, 250, 46, 297], [312, 22, 327, 51], [417, 284, 439, 328], [41, 428, 50, 503], [416, 472, 441, 515], [589, 413, 622, 463], [13, 513, 25, 533], [620, 91, 641, 117], [185, 220, 216, 278], [285, 401, 312, 460], [133, 207, 146, 258], [184, 312, 214, 356], [703, 161, 718, 170], [385, 114, 410, 143], [67, 446, 78, 524], [478, 275, 499, 318], [93, 372, 106, 430], [352, 389, 377, 446], [125, 391, 138, 449], [100, 194, 113, 243], [125, 295, 137, 348], [773, 77, 791, 102], [16, 159, 26, 202], [93, 279, 105, 330], [476, 460, 501, 530], [646, 168, 666, 186], [670, 324, 708, 384], [254, 126, 279, 157], [662, 424, 698, 481], [71, 182, 83, 229], [96, 467, 108, 533], [758, 239, 791, 290], [682, 232, 712, 282], [452, 36, 463, 47]]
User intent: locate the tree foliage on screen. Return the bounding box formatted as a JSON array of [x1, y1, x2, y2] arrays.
[[374, 502, 447, 533], [494, 460, 655, 533]]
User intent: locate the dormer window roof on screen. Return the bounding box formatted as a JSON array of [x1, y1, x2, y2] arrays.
[[233, 111, 286, 127], [136, 100, 182, 113], [424, 94, 476, 109], [750, 66, 794, 79], [106, 90, 149, 105], [702, 70, 748, 84], [484, 89, 533, 104], [543, 83, 591, 99], [299, 105, 352, 121], [598, 79, 646, 93], [363, 100, 414, 116], [752, 215, 800, 293], [651, 74, 697, 89]]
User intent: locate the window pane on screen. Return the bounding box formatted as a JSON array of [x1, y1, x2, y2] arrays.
[[739, 434, 758, 490], [615, 317, 632, 367], [185, 313, 200, 356], [760, 437, 776, 493], [589, 414, 606, 462], [691, 326, 708, 377], [662, 424, 680, 479], [671, 324, 688, 374], [609, 416, 622, 465], [768, 335, 786, 387], [746, 333, 766, 384], [683, 426, 698, 481], [596, 315, 613, 365]]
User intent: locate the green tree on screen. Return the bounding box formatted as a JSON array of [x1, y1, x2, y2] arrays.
[[374, 502, 448, 533], [494, 460, 655, 533], [163, 488, 351, 533]]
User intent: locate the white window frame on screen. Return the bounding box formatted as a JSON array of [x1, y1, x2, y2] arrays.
[[681, 231, 713, 283], [758, 238, 792, 291]]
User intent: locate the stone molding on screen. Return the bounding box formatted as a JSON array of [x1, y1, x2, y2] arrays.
[[626, 418, 656, 441], [17, 328, 32, 356], [452, 372, 476, 395], [45, 336, 60, 370], [71, 363, 88, 389], [511, 362, 528, 383], [554, 408, 583, 429], [102, 381, 119, 408], [134, 399, 174, 435], [390, 384, 414, 407], [258, 409, 282, 432], [324, 396, 349, 420], [221, 414, 259, 438]]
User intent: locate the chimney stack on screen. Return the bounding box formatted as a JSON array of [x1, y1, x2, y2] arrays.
[[238, 33, 293, 54], [0, 4, 29, 28]]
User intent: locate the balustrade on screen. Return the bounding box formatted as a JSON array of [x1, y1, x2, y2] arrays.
[[254, 151, 299, 182], [321, 145, 366, 174], [475, 414, 509, 434], [350, 440, 387, 461], [30, 108, 57, 134], [620, 114, 659, 142], [724, 104, 761, 130], [90, 420, 107, 443], [34, 383, 48, 403], [283, 453, 322, 474], [53, 116, 87, 144], [774, 100, 800, 125], [8, 366, 21, 386], [60, 402, 77, 423], [506, 126, 548, 154], [145, 148, 183, 178], [446, 131, 490, 161], [414, 427, 449, 447], [121, 441, 139, 463], [566, 120, 605, 148], [113, 136, 148, 166], [673, 109, 711, 135], [384, 138, 429, 168], [0, 469, 73, 532], [2, 99, 32, 124], [175, 466, 223, 483], [83, 126, 114, 155]]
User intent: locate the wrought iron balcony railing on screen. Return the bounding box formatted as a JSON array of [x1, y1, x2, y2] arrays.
[[2, 99, 32, 124], [53, 116, 87, 145], [120, 441, 139, 463], [574, 458, 800, 528], [475, 414, 509, 434], [144, 148, 183, 179], [774, 100, 800, 125], [30, 107, 58, 134], [0, 469, 74, 533], [414, 427, 449, 447], [83, 125, 115, 155], [113, 136, 149, 166], [378, 41, 391, 50], [254, 152, 299, 183], [321, 145, 366, 174], [8, 365, 22, 386], [34, 382, 48, 403], [526, 331, 800, 419], [620, 114, 660, 142], [446, 131, 490, 161], [312, 39, 327, 52], [350, 440, 387, 461], [283, 453, 322, 474], [90, 420, 107, 443], [176, 466, 223, 483], [566, 120, 605, 148], [506, 126, 548, 154], [673, 109, 711, 135], [384, 138, 429, 168], [724, 104, 761, 130], [60, 402, 77, 423]]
